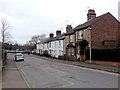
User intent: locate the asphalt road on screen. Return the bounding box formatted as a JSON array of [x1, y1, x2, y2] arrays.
[[8, 53, 119, 88]]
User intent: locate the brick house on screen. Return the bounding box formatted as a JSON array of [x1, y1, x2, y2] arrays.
[[74, 9, 120, 49], [65, 9, 120, 61], [65, 25, 76, 60]]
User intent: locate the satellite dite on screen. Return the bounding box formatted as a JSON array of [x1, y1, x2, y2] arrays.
[[118, 1, 120, 22]]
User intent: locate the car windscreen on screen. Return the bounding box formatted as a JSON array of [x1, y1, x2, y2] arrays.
[[16, 53, 23, 56]]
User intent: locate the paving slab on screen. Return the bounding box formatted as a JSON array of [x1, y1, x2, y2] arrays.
[[2, 58, 28, 88]]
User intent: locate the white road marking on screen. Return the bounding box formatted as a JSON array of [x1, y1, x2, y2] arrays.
[[31, 55, 118, 76], [66, 64, 119, 76]]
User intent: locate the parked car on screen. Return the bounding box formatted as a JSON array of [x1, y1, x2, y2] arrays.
[[15, 53, 24, 61]]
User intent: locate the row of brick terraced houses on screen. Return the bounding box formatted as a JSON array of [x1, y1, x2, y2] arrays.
[[36, 9, 120, 61]]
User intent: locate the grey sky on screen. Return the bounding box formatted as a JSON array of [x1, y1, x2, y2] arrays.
[[0, 0, 119, 44]]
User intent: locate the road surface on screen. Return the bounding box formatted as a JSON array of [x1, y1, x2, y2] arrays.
[[7, 53, 119, 88]]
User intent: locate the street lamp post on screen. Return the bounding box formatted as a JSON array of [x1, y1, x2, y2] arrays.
[[88, 27, 92, 64]]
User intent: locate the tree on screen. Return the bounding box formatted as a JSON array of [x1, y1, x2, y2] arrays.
[[24, 34, 46, 51], [79, 39, 89, 55], [0, 18, 11, 49], [30, 34, 46, 45], [0, 18, 11, 66], [79, 39, 89, 62]]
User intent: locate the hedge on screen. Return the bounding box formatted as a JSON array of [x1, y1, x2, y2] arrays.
[[85, 48, 120, 62]]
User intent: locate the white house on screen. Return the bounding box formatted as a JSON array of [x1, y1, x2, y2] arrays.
[[50, 34, 65, 58], [36, 30, 65, 58], [36, 38, 49, 55]]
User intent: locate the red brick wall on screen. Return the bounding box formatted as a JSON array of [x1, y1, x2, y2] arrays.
[[91, 13, 119, 48]]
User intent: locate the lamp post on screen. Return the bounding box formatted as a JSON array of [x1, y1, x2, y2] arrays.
[[88, 27, 92, 64]]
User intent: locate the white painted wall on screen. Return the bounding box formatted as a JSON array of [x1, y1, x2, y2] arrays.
[[50, 39, 64, 58], [36, 43, 43, 54], [36, 37, 64, 58]]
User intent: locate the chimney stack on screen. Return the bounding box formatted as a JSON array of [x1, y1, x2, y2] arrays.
[[66, 25, 72, 33], [49, 33, 54, 38], [56, 30, 61, 36], [87, 9, 96, 20]]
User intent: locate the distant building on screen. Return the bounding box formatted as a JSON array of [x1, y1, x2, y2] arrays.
[[118, 1, 120, 22]]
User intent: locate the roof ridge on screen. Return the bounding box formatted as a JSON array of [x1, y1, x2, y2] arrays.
[[74, 12, 111, 30]]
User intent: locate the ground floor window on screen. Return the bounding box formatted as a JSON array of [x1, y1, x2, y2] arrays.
[[67, 48, 75, 56], [68, 48, 70, 56], [71, 48, 74, 55]]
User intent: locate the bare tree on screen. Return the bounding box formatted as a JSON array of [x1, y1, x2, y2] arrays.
[[0, 18, 11, 66], [24, 34, 46, 50], [30, 34, 46, 45], [0, 18, 11, 49]]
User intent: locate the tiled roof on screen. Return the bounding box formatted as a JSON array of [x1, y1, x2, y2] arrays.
[[65, 29, 75, 35], [74, 12, 110, 31], [37, 34, 65, 44], [50, 34, 65, 41]]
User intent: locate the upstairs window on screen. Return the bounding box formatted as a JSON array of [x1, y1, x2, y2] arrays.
[[59, 41, 61, 47], [78, 31, 83, 39], [55, 41, 56, 47], [50, 42, 51, 47], [70, 35, 74, 42]]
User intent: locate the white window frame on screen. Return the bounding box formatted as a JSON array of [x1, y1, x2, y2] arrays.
[[78, 31, 83, 39], [59, 40, 61, 47], [70, 35, 74, 42]]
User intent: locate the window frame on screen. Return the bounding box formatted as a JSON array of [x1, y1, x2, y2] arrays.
[[78, 30, 83, 39], [70, 34, 74, 42]]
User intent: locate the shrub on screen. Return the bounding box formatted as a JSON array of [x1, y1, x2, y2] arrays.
[[79, 39, 89, 55], [85, 48, 120, 62], [43, 50, 50, 57]]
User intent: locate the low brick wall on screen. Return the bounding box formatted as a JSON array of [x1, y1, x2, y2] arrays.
[[85, 60, 119, 67]]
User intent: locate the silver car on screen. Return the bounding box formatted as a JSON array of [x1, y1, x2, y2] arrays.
[[15, 53, 24, 61]]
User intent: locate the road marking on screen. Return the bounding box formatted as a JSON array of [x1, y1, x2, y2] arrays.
[[30, 55, 119, 76], [66, 64, 119, 76], [61, 78, 74, 88], [15, 63, 32, 88]]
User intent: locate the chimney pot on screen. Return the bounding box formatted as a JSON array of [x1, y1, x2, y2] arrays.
[[66, 25, 72, 33], [56, 30, 61, 36], [87, 9, 96, 20], [49, 33, 54, 38]]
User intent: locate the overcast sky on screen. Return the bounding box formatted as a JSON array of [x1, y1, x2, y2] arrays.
[[0, 0, 119, 44]]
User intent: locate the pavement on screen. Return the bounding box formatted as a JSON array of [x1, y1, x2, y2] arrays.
[[1, 54, 119, 89], [2, 58, 28, 89]]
